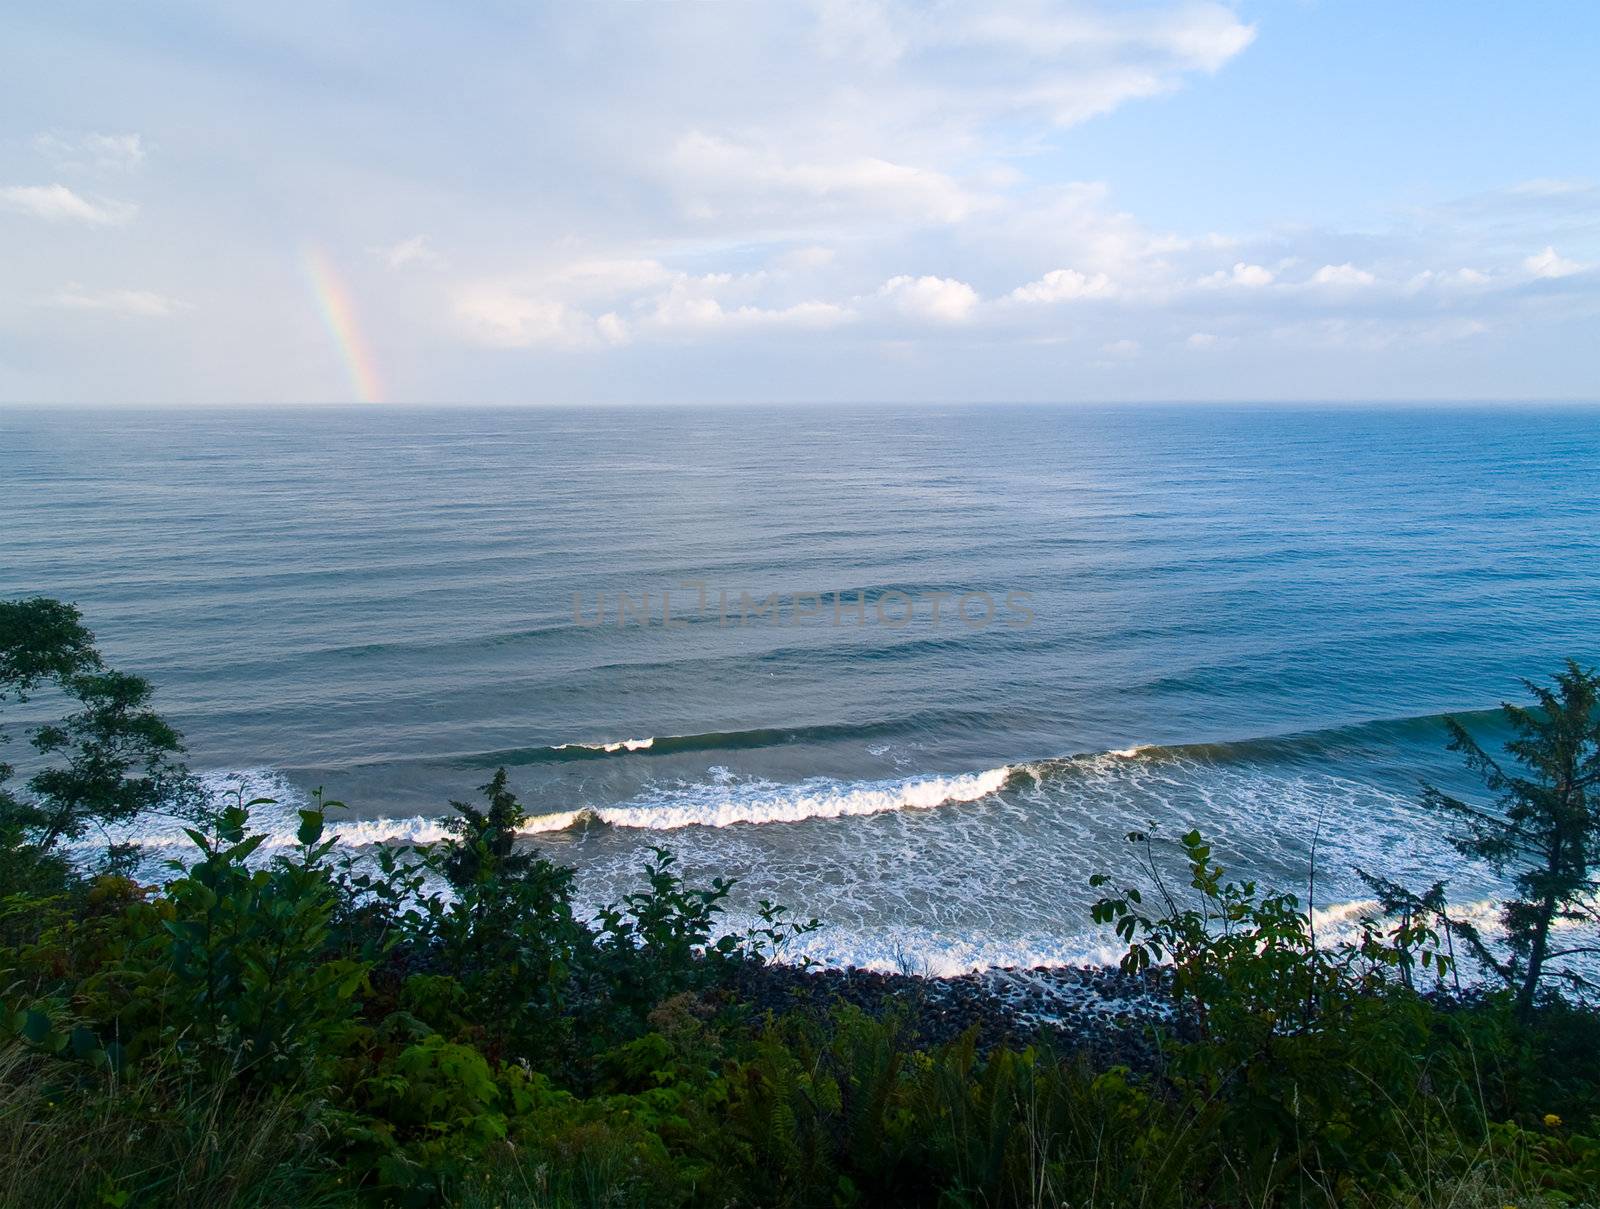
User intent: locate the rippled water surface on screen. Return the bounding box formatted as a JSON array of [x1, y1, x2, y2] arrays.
[[4, 404, 1597, 969]]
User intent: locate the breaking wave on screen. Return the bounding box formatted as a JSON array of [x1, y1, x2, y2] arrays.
[[101, 762, 1017, 854], [92, 707, 1509, 857], [562, 765, 1013, 831]]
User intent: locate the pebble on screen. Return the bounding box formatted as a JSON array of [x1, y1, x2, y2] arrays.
[[722, 960, 1176, 1068]]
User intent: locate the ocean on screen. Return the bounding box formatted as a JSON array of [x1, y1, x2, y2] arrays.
[[3, 402, 1597, 972]]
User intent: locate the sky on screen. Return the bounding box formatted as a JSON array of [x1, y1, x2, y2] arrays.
[[2, 1, 1597, 406]]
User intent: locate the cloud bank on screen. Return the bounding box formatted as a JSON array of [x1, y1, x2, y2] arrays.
[[1, 1, 1597, 403]]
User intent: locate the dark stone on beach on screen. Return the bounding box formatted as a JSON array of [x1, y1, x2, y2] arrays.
[[719, 959, 1172, 1069]]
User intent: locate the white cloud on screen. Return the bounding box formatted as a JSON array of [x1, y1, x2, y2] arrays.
[[1008, 268, 1113, 303], [650, 295, 854, 332], [0, 183, 135, 225], [1440, 318, 1490, 341], [878, 274, 980, 323], [595, 312, 630, 345], [48, 285, 182, 317], [1508, 178, 1590, 198], [543, 258, 678, 298], [1310, 263, 1377, 287], [775, 245, 837, 271], [1198, 262, 1273, 288], [1270, 315, 1493, 352], [1525, 246, 1585, 279], [34, 131, 147, 170], [455, 293, 605, 349], [436, 169, 1594, 360], [971, 182, 1199, 294], [959, 5, 1253, 67], [946, 4, 1256, 124], [455, 258, 853, 348], [9, 2, 1597, 402], [813, 0, 910, 67], [667, 132, 979, 224], [1405, 267, 1490, 292], [376, 235, 444, 270]]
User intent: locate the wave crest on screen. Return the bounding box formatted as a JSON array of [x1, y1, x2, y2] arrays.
[[553, 765, 1013, 832], [102, 762, 1015, 854]]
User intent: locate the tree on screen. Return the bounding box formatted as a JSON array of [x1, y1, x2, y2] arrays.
[[420, 767, 585, 1044], [1422, 660, 1600, 1017], [0, 597, 197, 879]]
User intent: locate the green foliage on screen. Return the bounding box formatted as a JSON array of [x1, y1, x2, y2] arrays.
[[1088, 828, 1500, 1202], [4, 797, 1599, 1208], [1421, 659, 1600, 1016], [592, 846, 737, 1023], [0, 596, 198, 865], [592, 847, 820, 1029], [1090, 828, 1454, 1038], [0, 1043, 353, 1209], [1485, 1117, 1600, 1203], [153, 791, 369, 1079], [351, 1033, 513, 1201], [1, 790, 370, 1089], [415, 768, 586, 1053], [1, 602, 1598, 1208]]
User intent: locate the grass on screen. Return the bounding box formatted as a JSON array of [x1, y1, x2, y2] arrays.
[[0, 1045, 351, 1209]]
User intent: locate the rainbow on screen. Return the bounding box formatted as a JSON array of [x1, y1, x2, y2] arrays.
[[303, 246, 383, 404]]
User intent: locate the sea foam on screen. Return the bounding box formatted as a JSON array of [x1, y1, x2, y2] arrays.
[[92, 760, 1016, 856], [551, 765, 1013, 831]]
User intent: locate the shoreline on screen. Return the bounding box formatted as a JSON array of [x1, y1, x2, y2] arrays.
[[727, 958, 1175, 1066]]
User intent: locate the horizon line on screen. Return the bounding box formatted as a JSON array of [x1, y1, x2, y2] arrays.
[[4, 397, 1600, 412]]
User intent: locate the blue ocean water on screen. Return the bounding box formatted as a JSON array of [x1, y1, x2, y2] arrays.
[[3, 403, 1597, 970]]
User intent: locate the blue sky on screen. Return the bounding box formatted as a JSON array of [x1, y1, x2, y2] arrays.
[[2, 1, 1597, 405]]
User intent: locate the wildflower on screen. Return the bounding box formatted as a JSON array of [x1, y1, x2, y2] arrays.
[[1543, 1113, 1562, 1129]]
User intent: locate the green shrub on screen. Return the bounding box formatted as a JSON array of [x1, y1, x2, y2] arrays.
[[5, 598, 1600, 1208]]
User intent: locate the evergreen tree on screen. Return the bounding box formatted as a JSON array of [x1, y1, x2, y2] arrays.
[[1423, 660, 1600, 1016], [426, 767, 583, 1043]]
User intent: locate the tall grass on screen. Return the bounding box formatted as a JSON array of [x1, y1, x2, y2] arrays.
[[0, 1045, 350, 1209]]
